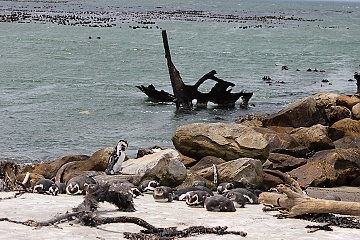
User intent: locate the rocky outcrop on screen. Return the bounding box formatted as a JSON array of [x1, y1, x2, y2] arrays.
[[336, 94, 360, 109], [121, 149, 187, 187], [195, 158, 264, 188], [328, 118, 360, 141], [267, 153, 307, 172], [62, 147, 113, 183], [23, 154, 90, 181], [264, 93, 360, 128], [334, 136, 360, 149], [353, 102, 360, 120], [264, 95, 322, 127], [289, 124, 335, 151], [253, 127, 299, 151], [172, 123, 269, 162], [289, 148, 360, 188]]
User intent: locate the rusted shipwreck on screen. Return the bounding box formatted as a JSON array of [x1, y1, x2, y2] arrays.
[[136, 30, 253, 110]]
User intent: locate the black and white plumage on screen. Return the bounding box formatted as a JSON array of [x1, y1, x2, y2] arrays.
[[225, 191, 247, 208], [137, 180, 160, 194], [109, 182, 143, 198], [73, 182, 135, 212], [152, 186, 174, 202], [173, 186, 213, 201], [217, 181, 249, 194], [66, 175, 97, 195], [204, 195, 236, 212], [48, 182, 67, 196], [105, 140, 128, 175], [185, 190, 211, 208], [223, 188, 259, 204], [33, 179, 58, 195]]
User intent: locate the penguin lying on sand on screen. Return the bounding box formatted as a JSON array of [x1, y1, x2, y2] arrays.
[[33, 179, 65, 196], [174, 186, 213, 201], [137, 180, 160, 194], [152, 186, 174, 202], [225, 191, 247, 208], [217, 181, 250, 194], [185, 190, 211, 208], [66, 175, 97, 195], [204, 195, 236, 212], [223, 188, 259, 204]]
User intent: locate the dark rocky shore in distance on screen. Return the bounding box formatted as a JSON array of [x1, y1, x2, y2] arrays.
[[0, 2, 324, 30]]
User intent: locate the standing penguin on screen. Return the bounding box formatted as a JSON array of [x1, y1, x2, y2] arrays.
[[105, 139, 128, 175]]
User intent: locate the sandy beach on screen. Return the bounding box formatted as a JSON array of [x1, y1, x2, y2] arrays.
[[1, 191, 359, 240]]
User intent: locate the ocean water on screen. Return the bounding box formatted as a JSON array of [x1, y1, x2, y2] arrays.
[[1, 0, 359, 163]]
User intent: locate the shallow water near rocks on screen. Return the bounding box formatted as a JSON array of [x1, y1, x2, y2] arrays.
[[0, 0, 359, 163]]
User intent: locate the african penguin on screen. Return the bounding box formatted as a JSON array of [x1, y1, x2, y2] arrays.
[[217, 181, 249, 194], [225, 191, 247, 208], [204, 195, 236, 212], [152, 186, 174, 202], [109, 182, 142, 198], [173, 186, 213, 201], [185, 190, 211, 208], [33, 179, 57, 195], [105, 139, 128, 175], [137, 180, 160, 194], [224, 188, 259, 204], [66, 175, 97, 195], [48, 182, 67, 196]]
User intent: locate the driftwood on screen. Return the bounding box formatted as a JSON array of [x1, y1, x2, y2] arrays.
[[136, 84, 176, 102], [259, 171, 360, 217], [0, 211, 247, 239], [161, 30, 253, 109]]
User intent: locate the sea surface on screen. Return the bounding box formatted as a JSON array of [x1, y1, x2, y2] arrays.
[[1, 0, 359, 163]]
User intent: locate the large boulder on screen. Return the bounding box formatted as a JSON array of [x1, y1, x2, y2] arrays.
[[264, 95, 321, 127], [324, 106, 352, 124], [328, 118, 360, 141], [195, 158, 264, 188], [62, 147, 113, 183], [336, 94, 360, 109], [313, 92, 339, 124], [268, 153, 307, 172], [121, 149, 187, 188], [334, 136, 360, 149], [172, 123, 269, 162], [289, 148, 360, 188], [352, 102, 360, 120], [253, 127, 299, 151], [290, 124, 335, 151], [23, 155, 90, 180]]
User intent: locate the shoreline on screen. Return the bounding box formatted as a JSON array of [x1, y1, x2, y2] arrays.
[[1, 192, 359, 240]]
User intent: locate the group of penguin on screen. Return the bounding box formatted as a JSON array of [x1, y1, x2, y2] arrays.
[[32, 138, 260, 212], [148, 180, 261, 212], [32, 175, 98, 196], [32, 176, 261, 212]]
